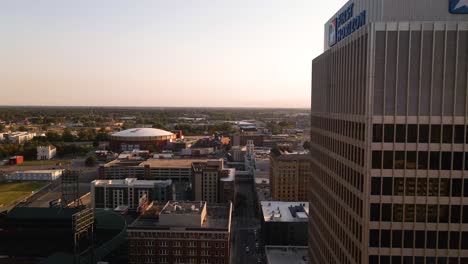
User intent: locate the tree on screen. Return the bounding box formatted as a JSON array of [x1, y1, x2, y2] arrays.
[[62, 128, 74, 142], [46, 131, 62, 142], [18, 126, 28, 132], [85, 156, 98, 167], [152, 123, 167, 130], [95, 132, 109, 141], [78, 129, 90, 141]]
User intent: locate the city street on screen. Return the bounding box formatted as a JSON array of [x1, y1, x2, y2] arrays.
[[231, 179, 263, 264]]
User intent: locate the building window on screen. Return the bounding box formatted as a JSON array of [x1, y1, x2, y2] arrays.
[[370, 204, 380, 221], [372, 151, 382, 169], [431, 125, 441, 143], [391, 230, 402, 248], [382, 178, 392, 195], [403, 230, 414, 248], [395, 125, 406, 142], [371, 177, 381, 195], [383, 151, 393, 169], [384, 124, 394, 142], [373, 124, 383, 142], [369, 230, 379, 247]]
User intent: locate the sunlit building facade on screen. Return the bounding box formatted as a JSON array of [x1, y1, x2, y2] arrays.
[[310, 0, 468, 263]]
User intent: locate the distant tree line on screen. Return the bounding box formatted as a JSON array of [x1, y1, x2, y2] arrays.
[[0, 141, 93, 160], [0, 132, 96, 160], [174, 123, 234, 136], [0, 107, 310, 128], [266, 121, 296, 135]]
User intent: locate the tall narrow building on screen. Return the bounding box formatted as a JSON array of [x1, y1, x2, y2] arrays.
[[310, 1, 468, 263]]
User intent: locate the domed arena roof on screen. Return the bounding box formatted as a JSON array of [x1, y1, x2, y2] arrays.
[[111, 128, 173, 138]]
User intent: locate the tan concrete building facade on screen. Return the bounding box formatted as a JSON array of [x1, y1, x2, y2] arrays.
[[270, 151, 310, 201], [310, 1, 468, 263]]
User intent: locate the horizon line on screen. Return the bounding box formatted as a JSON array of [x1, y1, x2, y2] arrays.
[[0, 104, 311, 110]]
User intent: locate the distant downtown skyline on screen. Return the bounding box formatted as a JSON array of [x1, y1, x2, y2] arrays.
[[0, 0, 347, 108]]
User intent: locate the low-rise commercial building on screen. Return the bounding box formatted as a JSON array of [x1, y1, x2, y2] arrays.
[[6, 169, 64, 181], [8, 156, 24, 165], [37, 145, 57, 160], [180, 147, 215, 157], [261, 201, 309, 246], [232, 133, 264, 147], [99, 158, 231, 203], [3, 132, 35, 144], [91, 178, 173, 210], [127, 201, 232, 264]]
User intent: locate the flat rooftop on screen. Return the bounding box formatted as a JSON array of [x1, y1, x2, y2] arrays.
[[265, 246, 308, 264], [273, 153, 310, 161], [6, 207, 81, 220], [220, 168, 235, 182], [161, 201, 203, 215], [12, 169, 64, 174], [129, 202, 231, 230], [102, 159, 143, 167], [261, 201, 309, 223], [92, 178, 172, 187], [140, 159, 212, 168]]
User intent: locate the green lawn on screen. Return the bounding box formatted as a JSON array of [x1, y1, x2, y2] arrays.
[[0, 182, 48, 208], [18, 160, 71, 167]]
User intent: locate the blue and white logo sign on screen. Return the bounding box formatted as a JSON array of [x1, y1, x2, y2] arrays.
[[450, 0, 468, 14], [328, 3, 366, 47], [328, 20, 337, 46]]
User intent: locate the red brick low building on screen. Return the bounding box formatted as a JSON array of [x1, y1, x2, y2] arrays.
[[9, 156, 24, 165], [127, 201, 232, 264]]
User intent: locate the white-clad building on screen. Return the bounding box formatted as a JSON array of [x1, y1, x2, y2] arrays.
[[37, 145, 57, 160], [91, 178, 173, 210], [6, 169, 64, 181], [5, 132, 35, 144]]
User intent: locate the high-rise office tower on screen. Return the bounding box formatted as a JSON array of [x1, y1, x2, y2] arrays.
[[310, 1, 468, 263]]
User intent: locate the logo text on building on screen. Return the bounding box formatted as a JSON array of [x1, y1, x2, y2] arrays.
[[449, 0, 468, 14], [328, 3, 366, 47]]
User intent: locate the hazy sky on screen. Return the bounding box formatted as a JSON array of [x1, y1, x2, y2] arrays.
[[1, 0, 346, 108]]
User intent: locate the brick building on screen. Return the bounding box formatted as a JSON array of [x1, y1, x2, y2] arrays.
[[127, 201, 232, 264], [270, 151, 310, 201]]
